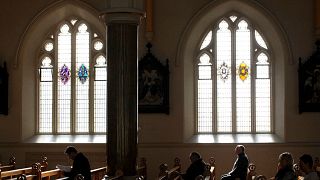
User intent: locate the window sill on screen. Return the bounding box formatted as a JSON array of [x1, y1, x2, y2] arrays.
[[186, 134, 283, 144], [24, 135, 106, 144]]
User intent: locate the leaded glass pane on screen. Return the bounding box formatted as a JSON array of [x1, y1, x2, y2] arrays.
[[236, 20, 251, 132], [40, 57, 53, 82], [197, 79, 212, 133], [200, 31, 212, 50], [44, 42, 54, 52], [199, 66, 211, 79], [255, 30, 268, 49], [94, 56, 107, 133], [39, 57, 53, 133], [94, 40, 103, 51], [217, 20, 232, 132], [75, 23, 89, 133], [256, 79, 271, 132], [39, 81, 53, 133], [229, 16, 237, 22], [257, 53, 269, 64], [57, 24, 71, 133], [199, 53, 211, 65]]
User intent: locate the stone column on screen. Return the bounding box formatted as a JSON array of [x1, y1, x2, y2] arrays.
[[315, 0, 320, 39], [100, 10, 143, 178]]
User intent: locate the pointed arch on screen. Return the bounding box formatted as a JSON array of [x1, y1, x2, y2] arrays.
[[177, 0, 289, 140], [17, 0, 105, 139]]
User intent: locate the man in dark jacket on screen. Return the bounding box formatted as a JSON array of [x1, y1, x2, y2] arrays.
[[221, 145, 249, 180], [63, 146, 91, 180], [181, 152, 207, 180]]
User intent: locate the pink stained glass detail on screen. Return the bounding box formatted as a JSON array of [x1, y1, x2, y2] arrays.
[[59, 64, 71, 84]]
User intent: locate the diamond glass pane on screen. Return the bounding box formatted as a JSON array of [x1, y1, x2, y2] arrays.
[[39, 81, 53, 133], [197, 79, 212, 133], [217, 20, 232, 132], [75, 24, 89, 133], [236, 20, 251, 132], [256, 79, 271, 132], [57, 24, 71, 133], [255, 30, 268, 49], [200, 31, 212, 50]]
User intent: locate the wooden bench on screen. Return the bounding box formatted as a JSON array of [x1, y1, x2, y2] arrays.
[[158, 157, 181, 180], [0, 157, 48, 179], [246, 163, 267, 180], [0, 156, 16, 172], [158, 156, 215, 180], [41, 157, 144, 180], [203, 157, 215, 180], [136, 157, 147, 179]]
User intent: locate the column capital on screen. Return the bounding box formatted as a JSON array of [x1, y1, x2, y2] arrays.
[[100, 8, 145, 25]]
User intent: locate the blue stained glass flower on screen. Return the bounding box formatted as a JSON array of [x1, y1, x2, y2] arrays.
[[77, 64, 89, 84], [59, 64, 71, 85]]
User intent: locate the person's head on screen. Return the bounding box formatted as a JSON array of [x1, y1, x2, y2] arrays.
[[189, 152, 201, 163], [64, 146, 78, 160], [299, 154, 313, 173], [278, 152, 293, 169], [235, 145, 245, 155]]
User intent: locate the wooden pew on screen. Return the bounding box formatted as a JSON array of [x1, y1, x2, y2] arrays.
[[158, 157, 181, 180], [42, 166, 107, 180], [0, 157, 48, 179], [40, 157, 145, 180], [137, 157, 147, 179], [313, 157, 320, 177], [203, 157, 215, 180], [0, 156, 16, 172], [246, 163, 257, 180], [246, 163, 267, 180], [91, 166, 107, 180]]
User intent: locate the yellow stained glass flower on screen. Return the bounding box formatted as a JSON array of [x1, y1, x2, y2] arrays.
[[238, 62, 249, 81]]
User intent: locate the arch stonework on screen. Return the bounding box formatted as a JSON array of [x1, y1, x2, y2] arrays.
[[176, 0, 290, 140], [17, 0, 105, 139]]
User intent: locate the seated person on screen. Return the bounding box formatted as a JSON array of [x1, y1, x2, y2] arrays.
[[179, 152, 207, 180], [221, 145, 249, 180], [62, 146, 91, 180], [274, 152, 296, 180], [299, 154, 319, 180]]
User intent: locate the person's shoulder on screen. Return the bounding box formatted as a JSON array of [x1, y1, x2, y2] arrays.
[[76, 152, 88, 160], [305, 172, 319, 180]]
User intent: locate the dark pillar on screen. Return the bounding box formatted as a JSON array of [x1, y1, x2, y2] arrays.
[[101, 12, 143, 178]]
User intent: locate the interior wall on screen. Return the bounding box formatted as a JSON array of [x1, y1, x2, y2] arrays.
[[0, 0, 319, 179]]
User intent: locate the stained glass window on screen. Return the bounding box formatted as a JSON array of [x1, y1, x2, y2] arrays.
[[197, 15, 272, 133], [38, 19, 107, 134]]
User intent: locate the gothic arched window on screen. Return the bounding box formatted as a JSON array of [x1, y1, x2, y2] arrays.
[[196, 14, 271, 133], [38, 18, 107, 134]]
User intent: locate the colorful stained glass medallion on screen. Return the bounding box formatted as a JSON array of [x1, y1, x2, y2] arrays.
[[238, 62, 249, 81], [218, 62, 231, 82], [59, 64, 71, 85], [77, 64, 89, 84]]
